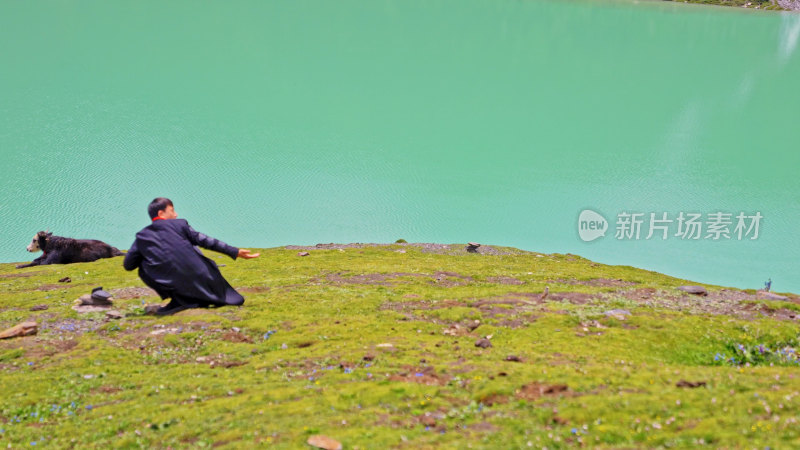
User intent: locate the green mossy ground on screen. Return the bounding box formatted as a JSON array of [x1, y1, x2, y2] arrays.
[[1, 243, 799, 448]]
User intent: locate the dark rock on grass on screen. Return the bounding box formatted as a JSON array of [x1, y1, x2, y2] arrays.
[[475, 338, 492, 348], [58, 276, 71, 283], [29, 304, 49, 311], [91, 287, 113, 304], [676, 380, 707, 388], [505, 355, 522, 362], [677, 285, 708, 296], [466, 242, 481, 253]]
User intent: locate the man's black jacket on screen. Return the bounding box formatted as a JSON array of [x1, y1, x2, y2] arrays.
[[123, 218, 243, 305]]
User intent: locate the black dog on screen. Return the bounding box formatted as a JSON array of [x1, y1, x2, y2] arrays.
[[17, 231, 123, 268]]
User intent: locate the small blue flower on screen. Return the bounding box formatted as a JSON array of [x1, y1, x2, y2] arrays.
[[415, 373, 424, 377], [27, 362, 34, 366], [571, 428, 578, 435]]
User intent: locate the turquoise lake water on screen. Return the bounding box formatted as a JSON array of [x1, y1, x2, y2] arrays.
[[1, 0, 798, 292]]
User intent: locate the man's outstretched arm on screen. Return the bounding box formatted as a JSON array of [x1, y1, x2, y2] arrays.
[[185, 224, 259, 260]]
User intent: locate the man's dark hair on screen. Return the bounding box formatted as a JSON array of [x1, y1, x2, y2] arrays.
[[148, 197, 173, 219]]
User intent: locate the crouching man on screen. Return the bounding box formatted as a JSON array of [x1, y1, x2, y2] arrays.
[[123, 197, 260, 315]]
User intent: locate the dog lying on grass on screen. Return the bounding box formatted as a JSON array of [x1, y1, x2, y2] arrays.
[[17, 231, 123, 268]]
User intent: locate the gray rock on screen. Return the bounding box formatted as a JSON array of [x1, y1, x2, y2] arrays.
[[297, 251, 310, 257], [475, 338, 492, 349], [106, 310, 123, 320], [677, 285, 708, 296]]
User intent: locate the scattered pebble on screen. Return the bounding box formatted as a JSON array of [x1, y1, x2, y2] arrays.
[[475, 338, 492, 349]]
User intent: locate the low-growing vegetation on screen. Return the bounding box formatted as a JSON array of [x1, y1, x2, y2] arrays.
[[0, 243, 798, 448]]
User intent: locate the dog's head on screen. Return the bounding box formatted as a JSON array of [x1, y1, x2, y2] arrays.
[[27, 231, 52, 253]]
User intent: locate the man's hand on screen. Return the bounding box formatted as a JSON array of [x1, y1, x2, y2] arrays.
[[238, 249, 260, 259]]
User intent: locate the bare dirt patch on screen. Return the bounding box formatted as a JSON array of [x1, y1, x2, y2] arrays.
[[486, 276, 524, 285], [389, 365, 451, 385], [284, 242, 525, 256], [326, 272, 425, 286], [618, 287, 800, 321], [550, 278, 637, 287], [0, 271, 44, 279], [36, 284, 67, 291], [547, 292, 596, 304], [110, 287, 158, 299], [0, 337, 78, 360], [221, 331, 253, 343], [238, 286, 271, 293], [516, 383, 571, 401], [430, 271, 474, 287]]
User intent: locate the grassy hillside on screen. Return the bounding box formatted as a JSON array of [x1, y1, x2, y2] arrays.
[[1, 243, 799, 448]]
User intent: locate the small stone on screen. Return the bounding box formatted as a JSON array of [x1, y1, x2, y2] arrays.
[[29, 304, 49, 311], [0, 321, 37, 339], [58, 277, 71, 283], [420, 415, 436, 427], [677, 285, 707, 296], [196, 356, 208, 363], [505, 355, 522, 362], [297, 251, 310, 257], [144, 304, 161, 315], [232, 327, 241, 332], [307, 435, 342, 450], [676, 380, 706, 388], [475, 338, 492, 349], [376, 343, 394, 348], [106, 310, 123, 320], [281, 343, 288, 349]]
